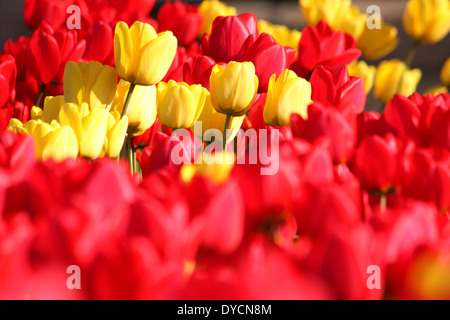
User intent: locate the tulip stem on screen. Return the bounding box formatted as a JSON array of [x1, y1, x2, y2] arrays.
[[35, 83, 46, 108], [122, 83, 136, 118], [223, 114, 232, 152], [404, 40, 420, 69]]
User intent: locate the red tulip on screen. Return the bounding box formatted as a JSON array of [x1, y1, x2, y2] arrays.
[[24, 0, 71, 30], [0, 54, 17, 108], [291, 102, 356, 164], [202, 13, 258, 63], [290, 20, 361, 78], [352, 134, 401, 193], [183, 55, 217, 90], [309, 65, 366, 118], [83, 21, 114, 66], [131, 119, 161, 149], [27, 21, 86, 85], [243, 33, 296, 92], [158, 1, 204, 47]]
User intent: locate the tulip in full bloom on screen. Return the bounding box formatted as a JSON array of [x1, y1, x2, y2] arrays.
[[403, 0, 450, 45], [63, 61, 117, 110], [209, 61, 258, 117], [263, 69, 312, 126], [373, 59, 422, 104], [290, 20, 361, 78], [112, 79, 157, 136], [114, 21, 178, 86], [157, 80, 208, 129]]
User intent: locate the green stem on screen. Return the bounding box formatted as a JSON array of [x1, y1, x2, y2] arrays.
[[127, 134, 134, 175], [404, 40, 420, 69], [223, 113, 232, 152], [122, 83, 136, 118], [35, 83, 47, 108]]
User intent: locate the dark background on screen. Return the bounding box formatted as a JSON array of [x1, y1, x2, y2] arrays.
[[0, 0, 449, 104]]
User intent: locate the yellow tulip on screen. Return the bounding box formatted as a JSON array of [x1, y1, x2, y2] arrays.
[[257, 20, 301, 55], [104, 111, 128, 158], [180, 151, 235, 185], [198, 0, 237, 36], [299, 0, 351, 31], [114, 21, 178, 86], [113, 79, 157, 136], [440, 57, 450, 87], [63, 61, 117, 110], [263, 69, 312, 126], [373, 59, 422, 104], [403, 0, 450, 45], [7, 118, 28, 135], [210, 61, 258, 117], [157, 80, 208, 129], [357, 21, 399, 60], [339, 5, 367, 40], [194, 95, 244, 144], [59, 103, 109, 159], [347, 60, 377, 94], [41, 126, 79, 162]]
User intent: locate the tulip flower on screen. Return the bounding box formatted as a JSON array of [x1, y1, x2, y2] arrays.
[[112, 79, 157, 136], [183, 55, 217, 90], [63, 61, 118, 111], [201, 13, 258, 63], [114, 21, 178, 87], [197, 0, 237, 36], [24, 0, 71, 30], [209, 61, 258, 117], [299, 0, 352, 31], [257, 20, 302, 56], [310, 65, 366, 118], [27, 21, 86, 85], [0, 54, 17, 108], [352, 134, 401, 193], [290, 20, 361, 78], [83, 21, 115, 66], [104, 111, 129, 158], [243, 33, 296, 92], [373, 59, 422, 104], [263, 69, 312, 126], [157, 80, 208, 129], [158, 1, 204, 47], [59, 103, 109, 159], [357, 20, 399, 60], [194, 95, 245, 144], [347, 60, 377, 94], [403, 0, 450, 45]]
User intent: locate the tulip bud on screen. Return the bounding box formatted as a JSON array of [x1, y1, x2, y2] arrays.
[[197, 0, 237, 36], [263, 69, 312, 126], [157, 80, 208, 129], [373, 59, 422, 104], [209, 61, 258, 116], [403, 0, 450, 45], [114, 21, 178, 86], [64, 61, 117, 111], [357, 20, 399, 60], [112, 79, 157, 136]]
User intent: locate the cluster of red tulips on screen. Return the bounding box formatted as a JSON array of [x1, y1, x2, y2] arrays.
[[0, 0, 449, 300]]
